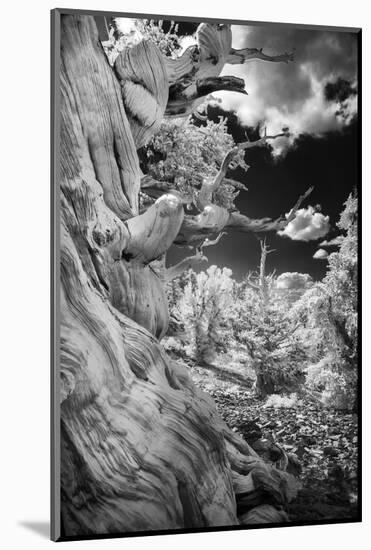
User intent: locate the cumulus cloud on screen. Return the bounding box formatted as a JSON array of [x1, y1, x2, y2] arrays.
[[278, 206, 330, 241], [313, 248, 329, 260], [276, 272, 313, 290], [319, 236, 344, 247], [212, 24, 358, 154]]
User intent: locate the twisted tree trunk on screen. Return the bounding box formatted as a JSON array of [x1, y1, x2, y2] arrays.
[[58, 14, 297, 538]]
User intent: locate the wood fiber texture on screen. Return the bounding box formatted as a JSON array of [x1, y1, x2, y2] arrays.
[[59, 14, 297, 537]]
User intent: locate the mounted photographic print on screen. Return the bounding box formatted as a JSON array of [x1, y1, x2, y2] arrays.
[[51, 8, 361, 542]]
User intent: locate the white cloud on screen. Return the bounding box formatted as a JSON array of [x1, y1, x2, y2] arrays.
[[319, 236, 344, 247], [276, 272, 313, 290], [209, 26, 358, 154], [313, 249, 329, 260], [214, 63, 356, 155], [278, 206, 330, 241]]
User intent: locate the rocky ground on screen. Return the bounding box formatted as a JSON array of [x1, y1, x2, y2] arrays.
[[189, 361, 359, 523]]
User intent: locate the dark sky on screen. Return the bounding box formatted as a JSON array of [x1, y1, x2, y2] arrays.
[[164, 23, 359, 282]]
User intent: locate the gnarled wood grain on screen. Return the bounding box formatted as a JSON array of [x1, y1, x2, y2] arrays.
[[114, 40, 169, 148], [59, 14, 298, 537]]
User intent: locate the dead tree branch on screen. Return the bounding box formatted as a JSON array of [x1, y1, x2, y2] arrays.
[[165, 249, 208, 281], [227, 47, 294, 65]]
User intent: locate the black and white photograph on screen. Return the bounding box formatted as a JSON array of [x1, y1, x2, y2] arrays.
[[52, 8, 360, 541]]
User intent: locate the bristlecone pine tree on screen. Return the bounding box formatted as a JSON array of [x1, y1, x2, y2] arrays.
[[59, 14, 309, 536]]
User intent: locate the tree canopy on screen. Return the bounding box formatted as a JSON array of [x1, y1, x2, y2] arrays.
[[142, 117, 249, 210]]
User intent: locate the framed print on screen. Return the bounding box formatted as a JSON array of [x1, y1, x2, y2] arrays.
[[51, 8, 361, 542]]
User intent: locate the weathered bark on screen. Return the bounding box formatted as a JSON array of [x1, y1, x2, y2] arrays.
[[226, 48, 294, 65], [114, 40, 169, 148], [259, 240, 275, 305], [113, 22, 294, 121], [166, 75, 247, 117], [163, 23, 293, 116], [59, 14, 298, 538]]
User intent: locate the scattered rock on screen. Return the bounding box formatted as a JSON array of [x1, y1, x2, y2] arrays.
[[323, 446, 339, 457], [196, 377, 358, 523]]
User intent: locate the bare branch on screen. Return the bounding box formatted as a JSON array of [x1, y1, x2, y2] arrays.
[[174, 206, 230, 247], [196, 132, 287, 210], [259, 239, 275, 304], [201, 231, 227, 248], [165, 249, 208, 281], [260, 239, 276, 255], [224, 177, 249, 191], [166, 75, 247, 117], [226, 212, 284, 233], [285, 186, 314, 223], [236, 131, 290, 152], [226, 47, 294, 65], [226, 186, 314, 235]]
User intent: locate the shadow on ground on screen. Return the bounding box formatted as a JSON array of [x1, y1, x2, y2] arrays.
[[19, 521, 49, 539], [197, 361, 253, 388]]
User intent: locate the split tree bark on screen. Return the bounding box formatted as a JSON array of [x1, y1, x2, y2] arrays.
[[59, 15, 298, 537]]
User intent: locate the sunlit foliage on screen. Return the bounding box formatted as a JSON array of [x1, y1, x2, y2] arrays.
[[144, 118, 248, 210], [292, 193, 358, 409], [102, 19, 183, 65]]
